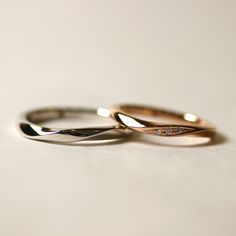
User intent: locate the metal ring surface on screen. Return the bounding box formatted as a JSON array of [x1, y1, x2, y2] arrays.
[[111, 104, 216, 137], [18, 107, 132, 144]]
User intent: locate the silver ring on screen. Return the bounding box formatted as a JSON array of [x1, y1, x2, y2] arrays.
[[18, 107, 132, 144]]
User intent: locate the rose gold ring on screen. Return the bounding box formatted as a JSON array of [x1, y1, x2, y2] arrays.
[[111, 104, 216, 137]]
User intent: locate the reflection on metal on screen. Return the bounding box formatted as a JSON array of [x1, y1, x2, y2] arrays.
[[18, 107, 132, 144]]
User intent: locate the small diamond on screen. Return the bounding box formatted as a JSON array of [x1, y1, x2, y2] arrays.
[[176, 127, 181, 133], [156, 129, 162, 135], [166, 128, 172, 135]]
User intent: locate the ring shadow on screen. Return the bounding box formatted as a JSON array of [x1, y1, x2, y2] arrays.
[[125, 132, 228, 148]]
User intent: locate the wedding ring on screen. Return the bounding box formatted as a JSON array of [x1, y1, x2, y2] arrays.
[[18, 107, 132, 144], [111, 104, 216, 137]]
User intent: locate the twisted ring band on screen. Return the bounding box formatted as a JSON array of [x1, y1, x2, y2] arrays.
[[111, 104, 216, 137], [18, 107, 131, 144]]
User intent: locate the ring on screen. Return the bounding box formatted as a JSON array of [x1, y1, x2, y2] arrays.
[[111, 104, 216, 137], [18, 107, 132, 144]]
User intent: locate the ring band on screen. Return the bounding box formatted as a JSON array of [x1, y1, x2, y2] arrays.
[[18, 107, 131, 144], [111, 104, 216, 137]]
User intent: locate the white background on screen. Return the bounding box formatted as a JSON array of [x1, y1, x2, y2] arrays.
[[0, 0, 236, 235]]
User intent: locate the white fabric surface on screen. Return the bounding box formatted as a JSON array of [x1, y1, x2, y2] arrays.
[[0, 0, 236, 235]]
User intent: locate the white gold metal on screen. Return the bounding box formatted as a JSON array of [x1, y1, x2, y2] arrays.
[[18, 107, 132, 144]]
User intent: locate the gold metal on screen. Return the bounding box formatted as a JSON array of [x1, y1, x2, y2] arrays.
[[111, 104, 216, 137]]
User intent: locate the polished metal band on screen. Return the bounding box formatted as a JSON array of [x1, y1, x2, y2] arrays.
[[111, 104, 216, 137], [18, 107, 131, 144]]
